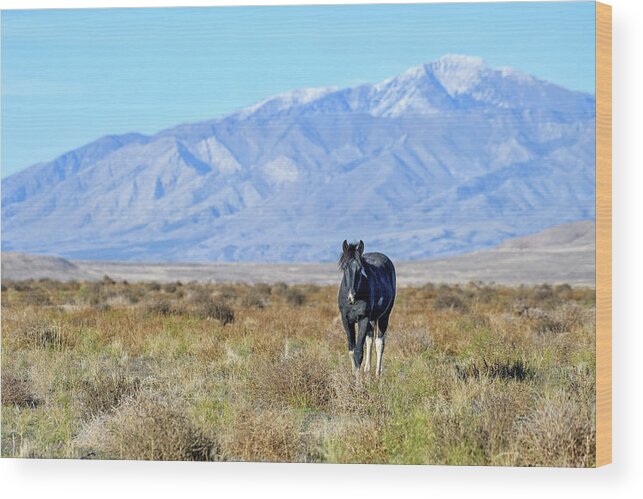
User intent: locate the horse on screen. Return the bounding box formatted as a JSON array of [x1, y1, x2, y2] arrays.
[[337, 240, 396, 376]]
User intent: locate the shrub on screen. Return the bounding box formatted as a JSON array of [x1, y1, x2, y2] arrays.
[[271, 282, 288, 295], [75, 393, 216, 461], [555, 283, 574, 300], [247, 351, 333, 410], [476, 286, 499, 304], [514, 392, 595, 467], [10, 281, 32, 292], [20, 289, 53, 306], [330, 369, 386, 417], [558, 302, 592, 330], [240, 290, 266, 309], [77, 371, 141, 419], [187, 286, 213, 305], [224, 409, 304, 462], [1, 372, 39, 408], [434, 293, 468, 312], [512, 300, 546, 319], [78, 282, 102, 306], [455, 358, 534, 382], [324, 416, 386, 464], [254, 283, 272, 296], [119, 286, 144, 304], [195, 299, 235, 325], [285, 288, 306, 307], [13, 320, 69, 349], [213, 284, 239, 302], [532, 315, 567, 335], [431, 384, 532, 465], [531, 303, 591, 336], [533, 284, 555, 302], [145, 300, 177, 317]]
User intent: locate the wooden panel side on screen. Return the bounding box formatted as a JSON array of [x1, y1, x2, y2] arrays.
[[595, 1, 612, 468]]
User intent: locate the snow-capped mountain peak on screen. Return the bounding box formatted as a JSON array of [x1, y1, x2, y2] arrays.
[[428, 54, 488, 96], [238, 86, 338, 117], [1, 55, 596, 262]]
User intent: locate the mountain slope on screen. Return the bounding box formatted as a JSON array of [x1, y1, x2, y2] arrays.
[[1, 55, 596, 262]]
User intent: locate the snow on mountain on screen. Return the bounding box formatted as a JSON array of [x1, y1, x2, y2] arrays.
[[1, 55, 596, 262]]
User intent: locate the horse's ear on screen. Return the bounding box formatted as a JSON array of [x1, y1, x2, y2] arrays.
[[357, 240, 364, 255], [342, 240, 348, 253]]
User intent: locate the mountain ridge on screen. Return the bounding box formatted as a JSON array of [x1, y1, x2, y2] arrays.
[[1, 55, 596, 263]]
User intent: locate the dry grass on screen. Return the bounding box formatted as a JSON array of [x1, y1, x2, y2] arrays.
[[284, 288, 306, 306], [433, 293, 468, 312], [391, 328, 432, 357], [7, 318, 70, 350], [222, 408, 306, 462], [324, 416, 387, 464], [245, 349, 335, 410], [75, 392, 216, 461], [517, 395, 595, 467], [1, 279, 596, 466], [76, 370, 142, 420]]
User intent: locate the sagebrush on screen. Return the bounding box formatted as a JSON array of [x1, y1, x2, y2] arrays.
[[1, 279, 595, 465]]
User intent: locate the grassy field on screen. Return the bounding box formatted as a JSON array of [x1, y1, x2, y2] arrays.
[[1, 278, 596, 466]]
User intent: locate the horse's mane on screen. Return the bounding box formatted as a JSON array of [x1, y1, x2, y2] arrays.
[[338, 243, 363, 270]]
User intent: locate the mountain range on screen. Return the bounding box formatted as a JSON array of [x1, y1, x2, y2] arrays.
[[1, 55, 596, 262]]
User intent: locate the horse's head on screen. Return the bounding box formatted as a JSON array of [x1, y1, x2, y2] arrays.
[[339, 239, 367, 304]]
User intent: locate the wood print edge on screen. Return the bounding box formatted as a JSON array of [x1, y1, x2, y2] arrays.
[[595, 0, 612, 467]]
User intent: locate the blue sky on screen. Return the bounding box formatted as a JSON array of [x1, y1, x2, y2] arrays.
[[1, 2, 596, 178]]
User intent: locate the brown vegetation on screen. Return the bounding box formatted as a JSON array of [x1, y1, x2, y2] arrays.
[[1, 279, 596, 465], [75, 393, 216, 461]]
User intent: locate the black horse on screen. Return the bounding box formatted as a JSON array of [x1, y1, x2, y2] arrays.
[[338, 240, 396, 376]]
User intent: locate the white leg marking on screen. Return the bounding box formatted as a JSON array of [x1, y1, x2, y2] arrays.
[[364, 336, 372, 373], [348, 350, 355, 371], [375, 337, 385, 376]]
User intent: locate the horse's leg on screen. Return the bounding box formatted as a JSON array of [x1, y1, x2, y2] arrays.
[[341, 315, 356, 369], [375, 313, 390, 376], [353, 318, 370, 377], [364, 321, 376, 374]]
